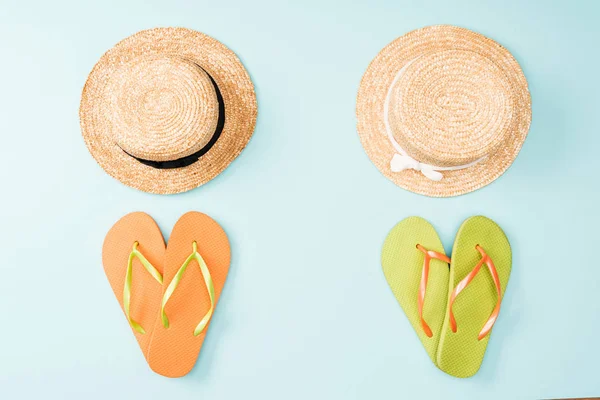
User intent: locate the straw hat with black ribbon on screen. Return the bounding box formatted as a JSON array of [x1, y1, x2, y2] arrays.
[[80, 27, 257, 194], [356, 25, 531, 197]]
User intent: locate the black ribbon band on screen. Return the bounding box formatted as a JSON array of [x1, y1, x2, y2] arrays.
[[120, 68, 225, 170]]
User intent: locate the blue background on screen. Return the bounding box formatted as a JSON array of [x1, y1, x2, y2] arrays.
[[1, 0, 599, 398]]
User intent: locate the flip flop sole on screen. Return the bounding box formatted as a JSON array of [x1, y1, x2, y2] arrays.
[[102, 212, 166, 359], [147, 211, 231, 378], [382, 216, 450, 364], [437, 216, 512, 378]]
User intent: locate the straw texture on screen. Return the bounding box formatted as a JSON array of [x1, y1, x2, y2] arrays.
[[80, 27, 257, 194], [356, 25, 531, 197]]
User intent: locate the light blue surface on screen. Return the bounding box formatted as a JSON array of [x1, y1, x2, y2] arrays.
[[1, 0, 599, 398]]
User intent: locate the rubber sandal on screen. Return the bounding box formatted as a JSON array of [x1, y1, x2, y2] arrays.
[[102, 212, 166, 359], [147, 211, 231, 378], [436, 216, 512, 378], [382, 216, 451, 364]]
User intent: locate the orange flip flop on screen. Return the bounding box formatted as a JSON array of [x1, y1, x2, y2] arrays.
[[102, 212, 166, 359], [147, 211, 231, 378]]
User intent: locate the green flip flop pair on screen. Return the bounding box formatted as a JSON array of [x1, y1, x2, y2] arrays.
[[382, 216, 512, 378]]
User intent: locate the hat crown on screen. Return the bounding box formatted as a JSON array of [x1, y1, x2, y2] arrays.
[[106, 54, 219, 161], [387, 49, 515, 167]]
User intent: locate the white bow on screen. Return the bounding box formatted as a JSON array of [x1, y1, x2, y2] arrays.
[[390, 154, 443, 181]]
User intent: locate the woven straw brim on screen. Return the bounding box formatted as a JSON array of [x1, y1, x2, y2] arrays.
[[356, 25, 531, 197], [80, 27, 257, 194]]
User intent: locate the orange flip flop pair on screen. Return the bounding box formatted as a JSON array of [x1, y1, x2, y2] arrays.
[[102, 211, 230, 378]]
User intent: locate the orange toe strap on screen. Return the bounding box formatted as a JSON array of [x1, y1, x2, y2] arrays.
[[416, 244, 451, 338], [448, 245, 502, 340]]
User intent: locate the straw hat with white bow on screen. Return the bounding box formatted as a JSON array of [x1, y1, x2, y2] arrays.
[[356, 25, 531, 197]]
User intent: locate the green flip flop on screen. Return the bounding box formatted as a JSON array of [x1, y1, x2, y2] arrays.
[[436, 216, 512, 378], [382, 217, 451, 364]]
